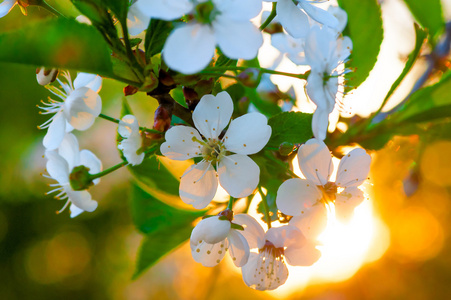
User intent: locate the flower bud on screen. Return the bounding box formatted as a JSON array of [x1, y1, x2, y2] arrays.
[[69, 165, 94, 191], [153, 105, 172, 133], [139, 71, 158, 92], [278, 142, 295, 156], [237, 68, 261, 88], [159, 70, 175, 87], [123, 85, 139, 96], [36, 67, 58, 86], [183, 87, 199, 110]]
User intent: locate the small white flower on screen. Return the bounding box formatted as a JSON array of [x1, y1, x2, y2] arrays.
[[304, 26, 352, 140], [271, 32, 306, 65], [137, 0, 263, 74], [235, 214, 321, 290], [161, 91, 271, 209], [190, 210, 251, 267], [0, 0, 16, 18], [266, 0, 338, 38], [44, 133, 102, 217], [118, 114, 144, 166], [127, 0, 151, 36], [276, 138, 371, 227], [38, 72, 102, 150]]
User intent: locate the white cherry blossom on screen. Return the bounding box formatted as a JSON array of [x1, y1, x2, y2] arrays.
[[271, 32, 306, 65], [235, 215, 321, 290], [304, 26, 352, 140], [160, 91, 271, 209], [0, 0, 16, 18], [38, 71, 102, 150], [137, 0, 263, 74], [44, 133, 102, 218], [127, 0, 151, 36], [190, 210, 251, 267], [118, 114, 144, 166], [276, 138, 371, 228]]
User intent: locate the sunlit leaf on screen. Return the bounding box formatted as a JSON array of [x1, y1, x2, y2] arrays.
[[266, 111, 312, 148], [145, 19, 173, 59], [403, 0, 444, 41]]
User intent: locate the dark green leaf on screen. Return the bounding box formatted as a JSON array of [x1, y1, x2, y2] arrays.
[[256, 179, 282, 222], [145, 19, 173, 59], [338, 0, 383, 90], [266, 112, 313, 148], [131, 184, 204, 278], [245, 87, 281, 117], [170, 86, 189, 109], [0, 18, 114, 77], [100, 0, 129, 23], [403, 0, 444, 41], [129, 38, 143, 48]]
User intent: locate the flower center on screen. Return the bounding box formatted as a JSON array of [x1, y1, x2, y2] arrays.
[[319, 181, 337, 202], [253, 240, 287, 290], [201, 139, 226, 164], [194, 1, 219, 24]]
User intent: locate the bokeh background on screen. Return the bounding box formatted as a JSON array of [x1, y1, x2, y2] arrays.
[[1, 0, 451, 299]]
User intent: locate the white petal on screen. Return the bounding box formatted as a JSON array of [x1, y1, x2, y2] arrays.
[[66, 189, 98, 212], [304, 26, 334, 70], [277, 0, 309, 38], [58, 133, 80, 171], [190, 216, 231, 245], [233, 213, 265, 249], [135, 0, 193, 20], [336, 148, 371, 187], [0, 0, 15, 18], [119, 137, 145, 166], [312, 108, 330, 141], [118, 114, 140, 138], [191, 239, 228, 267], [328, 5, 348, 33], [193, 91, 233, 140], [127, 2, 151, 36], [276, 178, 322, 216], [284, 239, 321, 266], [335, 187, 365, 222], [290, 203, 328, 240], [163, 23, 216, 74], [241, 253, 259, 288], [160, 126, 204, 160], [45, 151, 70, 184], [298, 0, 339, 29], [64, 87, 101, 131], [79, 149, 102, 185], [265, 225, 304, 248], [214, 0, 262, 20], [227, 230, 250, 267], [306, 72, 333, 112], [297, 138, 332, 185], [69, 203, 84, 218], [73, 73, 102, 93], [43, 111, 67, 150], [336, 36, 353, 64], [179, 161, 218, 209], [223, 113, 271, 155], [213, 18, 263, 60], [218, 154, 259, 198]]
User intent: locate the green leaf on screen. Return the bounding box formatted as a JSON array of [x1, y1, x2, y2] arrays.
[[403, 0, 444, 41], [100, 0, 129, 23], [266, 112, 313, 148], [145, 19, 173, 59], [245, 87, 281, 117], [0, 18, 114, 77], [397, 71, 451, 123], [338, 0, 383, 90], [131, 184, 204, 278]]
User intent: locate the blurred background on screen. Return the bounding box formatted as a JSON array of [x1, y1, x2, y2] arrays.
[[1, 0, 451, 299]]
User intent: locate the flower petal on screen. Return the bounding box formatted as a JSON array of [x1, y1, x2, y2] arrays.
[[335, 187, 365, 222], [227, 230, 250, 267], [312, 108, 330, 141], [118, 115, 139, 138], [223, 113, 271, 155], [69, 203, 84, 218], [163, 23, 216, 74], [66, 189, 98, 212], [276, 178, 322, 216], [73, 73, 102, 93], [241, 253, 259, 288], [191, 240, 228, 267], [190, 216, 231, 245], [0, 0, 15, 18], [43, 111, 66, 150], [298, 0, 339, 29], [160, 125, 204, 160], [306, 72, 334, 112], [277, 0, 309, 38], [266, 225, 305, 248], [193, 91, 233, 140], [64, 87, 101, 131], [214, 18, 263, 60], [218, 154, 259, 198], [336, 148, 371, 188], [233, 213, 265, 249], [127, 2, 151, 36], [135, 0, 193, 20], [180, 161, 218, 209], [328, 5, 348, 33], [297, 138, 333, 185], [58, 133, 80, 171], [45, 150, 70, 184], [284, 239, 321, 266], [80, 149, 102, 185], [214, 0, 262, 20], [290, 203, 328, 240]]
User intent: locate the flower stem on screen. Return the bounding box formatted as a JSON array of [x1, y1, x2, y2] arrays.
[[204, 66, 308, 80], [260, 2, 277, 31], [98, 113, 162, 134], [227, 196, 235, 210], [39, 1, 65, 17], [258, 186, 272, 229], [89, 161, 128, 181]]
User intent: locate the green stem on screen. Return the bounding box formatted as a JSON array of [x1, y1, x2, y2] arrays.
[[205, 66, 308, 80], [89, 161, 127, 181], [258, 186, 272, 229], [120, 20, 145, 82], [227, 196, 235, 210], [259, 2, 277, 31], [39, 1, 65, 17], [199, 71, 238, 80], [98, 113, 162, 134]]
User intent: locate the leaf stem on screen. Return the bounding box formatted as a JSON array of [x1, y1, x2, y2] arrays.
[[260, 2, 277, 31], [258, 186, 272, 229], [89, 160, 128, 181], [227, 196, 235, 210]]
